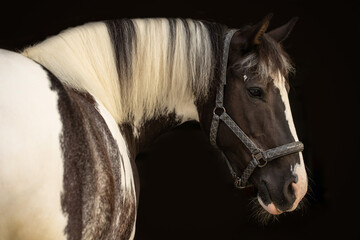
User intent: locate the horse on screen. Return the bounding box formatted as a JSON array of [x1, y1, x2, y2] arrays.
[[0, 15, 307, 240]]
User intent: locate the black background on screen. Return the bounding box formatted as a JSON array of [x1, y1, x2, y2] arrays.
[[1, 0, 357, 239]]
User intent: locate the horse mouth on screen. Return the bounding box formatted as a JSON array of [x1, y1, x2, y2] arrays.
[[257, 196, 284, 215]]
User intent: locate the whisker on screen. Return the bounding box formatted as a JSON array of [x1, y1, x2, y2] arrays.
[[248, 197, 279, 225]]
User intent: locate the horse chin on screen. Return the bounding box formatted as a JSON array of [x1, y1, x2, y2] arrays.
[[250, 191, 308, 225]]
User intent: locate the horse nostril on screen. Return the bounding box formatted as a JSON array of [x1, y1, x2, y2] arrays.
[[283, 177, 297, 205], [286, 182, 295, 198]]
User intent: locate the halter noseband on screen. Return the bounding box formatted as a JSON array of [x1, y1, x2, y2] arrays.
[[209, 29, 304, 189]]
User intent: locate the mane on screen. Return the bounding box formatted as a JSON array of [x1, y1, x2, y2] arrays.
[[23, 18, 226, 130]]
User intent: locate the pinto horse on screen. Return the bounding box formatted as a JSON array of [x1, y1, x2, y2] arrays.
[[0, 15, 307, 240]]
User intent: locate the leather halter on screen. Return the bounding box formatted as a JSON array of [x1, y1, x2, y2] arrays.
[[209, 29, 304, 189]]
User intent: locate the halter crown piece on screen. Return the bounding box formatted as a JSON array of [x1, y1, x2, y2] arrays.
[[209, 29, 304, 189]]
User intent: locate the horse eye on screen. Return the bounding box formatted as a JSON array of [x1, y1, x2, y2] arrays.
[[247, 87, 264, 99]]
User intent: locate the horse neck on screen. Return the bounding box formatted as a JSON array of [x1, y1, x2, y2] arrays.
[[22, 18, 224, 154]]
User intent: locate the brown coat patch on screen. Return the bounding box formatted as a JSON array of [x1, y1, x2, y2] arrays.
[[46, 68, 136, 240]]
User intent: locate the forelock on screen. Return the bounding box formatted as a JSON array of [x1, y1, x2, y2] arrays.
[[240, 34, 294, 81]]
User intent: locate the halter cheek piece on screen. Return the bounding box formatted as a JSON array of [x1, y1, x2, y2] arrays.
[[209, 29, 304, 189]]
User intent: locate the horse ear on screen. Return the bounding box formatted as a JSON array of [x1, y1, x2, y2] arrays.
[[267, 17, 299, 43], [231, 14, 272, 52], [252, 13, 273, 45]]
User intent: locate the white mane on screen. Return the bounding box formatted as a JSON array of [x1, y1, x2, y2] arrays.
[[23, 19, 218, 131]]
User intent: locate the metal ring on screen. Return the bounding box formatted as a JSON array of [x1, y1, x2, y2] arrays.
[[213, 106, 226, 116], [258, 159, 268, 168]]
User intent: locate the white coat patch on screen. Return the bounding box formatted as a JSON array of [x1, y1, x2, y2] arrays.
[[0, 49, 67, 239]]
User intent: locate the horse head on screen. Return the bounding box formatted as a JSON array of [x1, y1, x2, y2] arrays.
[[203, 15, 307, 216]]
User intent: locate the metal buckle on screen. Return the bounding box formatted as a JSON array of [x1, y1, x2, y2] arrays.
[[252, 152, 267, 168], [234, 177, 246, 189]]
